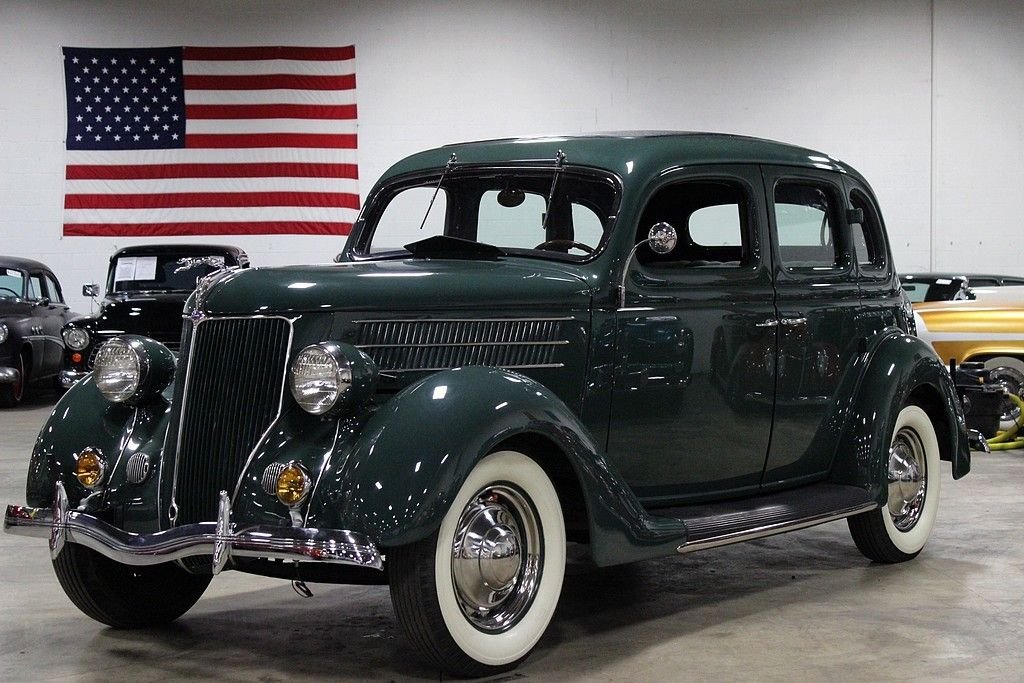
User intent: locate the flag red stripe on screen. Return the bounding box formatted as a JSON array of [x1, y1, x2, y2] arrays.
[[185, 133, 357, 149], [184, 74, 355, 91], [186, 103, 357, 120], [63, 221, 353, 237], [184, 46, 355, 61], [66, 162, 359, 180], [65, 191, 360, 210]]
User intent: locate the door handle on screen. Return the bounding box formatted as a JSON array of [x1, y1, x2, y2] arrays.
[[780, 317, 808, 326], [755, 319, 779, 328]]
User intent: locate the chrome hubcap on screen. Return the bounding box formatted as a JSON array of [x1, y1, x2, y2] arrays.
[[887, 427, 927, 531], [451, 484, 542, 632]]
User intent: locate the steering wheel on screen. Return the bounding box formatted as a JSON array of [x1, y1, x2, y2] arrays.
[[0, 286, 19, 297], [534, 239, 595, 254]]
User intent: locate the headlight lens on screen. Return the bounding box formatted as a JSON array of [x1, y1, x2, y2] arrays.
[[63, 327, 90, 351], [275, 462, 311, 507], [74, 447, 106, 489], [94, 339, 140, 402], [0, 322, 8, 344], [93, 336, 175, 405], [289, 342, 377, 416]]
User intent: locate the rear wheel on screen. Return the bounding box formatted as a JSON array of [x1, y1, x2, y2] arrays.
[[53, 544, 211, 628], [848, 404, 941, 563], [0, 352, 26, 408], [389, 450, 566, 677]]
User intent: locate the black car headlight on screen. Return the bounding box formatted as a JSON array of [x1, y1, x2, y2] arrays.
[[93, 336, 175, 405], [63, 327, 90, 351], [289, 342, 377, 416]]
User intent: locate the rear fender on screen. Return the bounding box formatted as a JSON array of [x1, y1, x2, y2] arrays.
[[831, 331, 970, 503]]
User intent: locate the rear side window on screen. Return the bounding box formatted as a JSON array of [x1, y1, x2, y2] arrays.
[[773, 182, 843, 270], [636, 179, 752, 267], [849, 189, 886, 272]]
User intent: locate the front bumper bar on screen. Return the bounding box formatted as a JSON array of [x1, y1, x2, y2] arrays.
[[0, 365, 21, 385], [4, 482, 382, 574]]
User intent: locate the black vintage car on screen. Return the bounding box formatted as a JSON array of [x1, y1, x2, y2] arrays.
[[59, 244, 249, 388], [0, 256, 77, 407]]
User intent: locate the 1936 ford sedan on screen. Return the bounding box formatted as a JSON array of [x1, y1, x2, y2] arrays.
[[4, 133, 970, 677]]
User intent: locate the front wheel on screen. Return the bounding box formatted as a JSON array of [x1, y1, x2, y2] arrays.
[[848, 404, 941, 563], [389, 450, 566, 677], [53, 544, 211, 628]]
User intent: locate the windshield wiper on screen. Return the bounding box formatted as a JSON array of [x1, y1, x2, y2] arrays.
[[403, 235, 505, 259], [418, 153, 457, 231]]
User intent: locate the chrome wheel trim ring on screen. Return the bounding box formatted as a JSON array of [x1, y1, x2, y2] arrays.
[[450, 483, 542, 633], [991, 367, 1024, 423], [887, 426, 928, 531]]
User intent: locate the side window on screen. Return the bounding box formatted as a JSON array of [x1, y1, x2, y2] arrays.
[[371, 186, 447, 252], [849, 189, 886, 272], [476, 190, 547, 249], [27, 274, 45, 300], [636, 179, 751, 267], [44, 275, 65, 304], [773, 181, 843, 270]]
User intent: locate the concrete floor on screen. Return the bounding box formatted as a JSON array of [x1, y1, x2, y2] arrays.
[[2, 388, 1023, 681]]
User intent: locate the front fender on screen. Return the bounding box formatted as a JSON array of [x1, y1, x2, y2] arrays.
[[304, 366, 686, 565], [832, 331, 970, 503]]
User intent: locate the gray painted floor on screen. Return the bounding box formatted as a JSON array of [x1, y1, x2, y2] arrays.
[[2, 389, 1022, 681]]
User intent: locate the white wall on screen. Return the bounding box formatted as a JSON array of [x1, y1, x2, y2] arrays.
[[1, 0, 1021, 313]]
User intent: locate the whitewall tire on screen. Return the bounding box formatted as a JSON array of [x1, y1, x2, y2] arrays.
[[389, 449, 566, 677]]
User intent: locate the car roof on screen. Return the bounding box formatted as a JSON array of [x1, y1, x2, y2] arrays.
[[378, 132, 870, 187], [0, 255, 55, 273], [110, 244, 247, 259], [901, 272, 1024, 282]]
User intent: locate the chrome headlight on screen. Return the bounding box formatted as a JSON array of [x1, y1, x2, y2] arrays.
[[63, 327, 90, 351], [289, 342, 377, 416], [93, 336, 175, 404], [0, 322, 8, 345]]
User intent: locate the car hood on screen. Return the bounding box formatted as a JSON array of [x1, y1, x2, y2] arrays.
[[200, 258, 594, 315], [71, 293, 189, 343]]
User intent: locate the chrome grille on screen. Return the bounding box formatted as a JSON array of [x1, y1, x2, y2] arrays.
[[355, 318, 568, 372], [174, 317, 291, 525]]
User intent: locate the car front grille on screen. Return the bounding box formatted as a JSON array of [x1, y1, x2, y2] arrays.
[[355, 318, 568, 372], [173, 316, 291, 525]]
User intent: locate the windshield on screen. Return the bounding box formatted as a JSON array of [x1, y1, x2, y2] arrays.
[[358, 169, 617, 260], [901, 277, 971, 303], [0, 268, 26, 299], [107, 254, 227, 294]]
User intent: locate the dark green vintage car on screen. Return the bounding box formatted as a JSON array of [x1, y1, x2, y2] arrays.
[[5, 133, 970, 677]]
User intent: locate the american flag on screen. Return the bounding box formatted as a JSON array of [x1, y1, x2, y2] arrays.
[[62, 46, 358, 237]]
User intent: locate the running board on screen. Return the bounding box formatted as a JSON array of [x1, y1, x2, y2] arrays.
[[648, 484, 878, 555]]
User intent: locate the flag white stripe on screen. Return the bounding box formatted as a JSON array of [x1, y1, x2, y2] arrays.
[[66, 177, 360, 195], [64, 206, 356, 223], [66, 148, 359, 165], [184, 59, 355, 76], [186, 118, 357, 135], [184, 89, 356, 106]]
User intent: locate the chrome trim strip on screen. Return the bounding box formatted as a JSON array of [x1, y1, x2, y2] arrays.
[[4, 498, 383, 572], [352, 316, 574, 323], [675, 502, 878, 554], [378, 363, 565, 373], [356, 340, 570, 349]]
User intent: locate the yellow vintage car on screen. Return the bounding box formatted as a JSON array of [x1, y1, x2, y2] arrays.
[[913, 287, 1024, 429]]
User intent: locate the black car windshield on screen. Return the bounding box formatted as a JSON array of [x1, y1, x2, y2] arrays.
[[107, 254, 227, 294], [359, 168, 618, 260], [0, 268, 26, 299]]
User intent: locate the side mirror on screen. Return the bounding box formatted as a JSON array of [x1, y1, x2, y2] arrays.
[[82, 283, 100, 298], [34, 296, 51, 307], [618, 222, 679, 307]]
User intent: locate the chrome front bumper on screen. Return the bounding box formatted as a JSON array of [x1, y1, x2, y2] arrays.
[[0, 365, 21, 385], [4, 482, 382, 574]]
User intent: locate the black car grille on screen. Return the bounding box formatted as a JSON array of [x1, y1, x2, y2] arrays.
[[173, 317, 291, 524], [355, 318, 568, 372]]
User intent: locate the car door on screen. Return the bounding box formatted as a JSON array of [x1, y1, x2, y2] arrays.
[[41, 272, 72, 373], [759, 166, 862, 486], [607, 166, 778, 505]]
